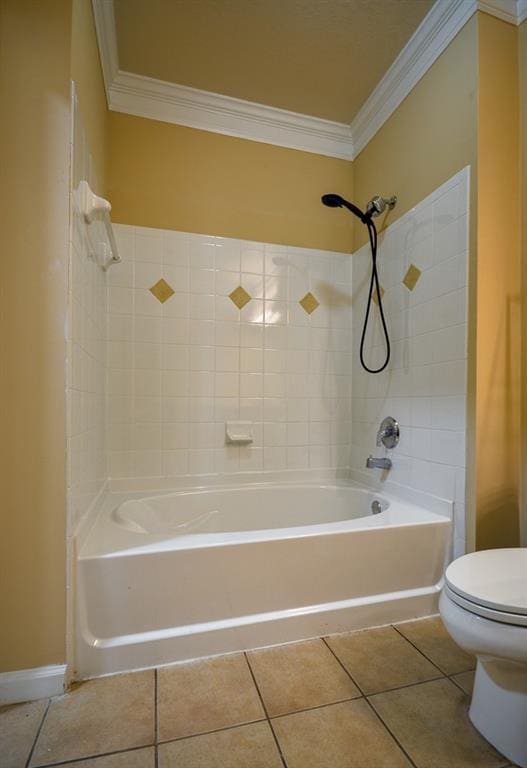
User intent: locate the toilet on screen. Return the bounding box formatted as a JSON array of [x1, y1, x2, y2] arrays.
[[439, 548, 527, 768]]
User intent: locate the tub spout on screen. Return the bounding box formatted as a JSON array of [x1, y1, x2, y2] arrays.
[[366, 455, 392, 470]]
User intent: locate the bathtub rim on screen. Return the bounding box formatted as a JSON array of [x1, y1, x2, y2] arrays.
[[78, 477, 452, 560]]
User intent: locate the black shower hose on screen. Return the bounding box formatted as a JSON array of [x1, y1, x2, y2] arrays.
[[359, 218, 391, 374]]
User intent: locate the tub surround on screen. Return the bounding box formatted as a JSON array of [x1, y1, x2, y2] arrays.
[[68, 92, 108, 532], [107, 226, 353, 480], [350, 168, 469, 558], [70, 171, 469, 683]]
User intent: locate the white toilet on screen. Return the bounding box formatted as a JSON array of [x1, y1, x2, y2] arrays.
[[439, 548, 527, 768]]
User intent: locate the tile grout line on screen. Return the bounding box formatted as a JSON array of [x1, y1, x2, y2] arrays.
[[31, 743, 155, 768], [391, 623, 475, 678], [322, 636, 420, 768], [322, 633, 448, 697], [447, 670, 475, 695], [391, 624, 447, 675], [24, 698, 51, 768], [154, 667, 159, 768], [244, 652, 288, 768], [268, 695, 362, 720], [156, 717, 268, 747]]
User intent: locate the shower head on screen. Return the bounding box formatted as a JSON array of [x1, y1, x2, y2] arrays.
[[365, 195, 397, 219], [321, 193, 345, 208], [321, 194, 368, 223]]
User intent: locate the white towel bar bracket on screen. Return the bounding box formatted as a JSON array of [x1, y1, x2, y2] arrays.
[[75, 180, 121, 271]]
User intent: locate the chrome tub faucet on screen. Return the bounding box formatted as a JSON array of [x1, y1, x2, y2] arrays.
[[366, 455, 392, 470], [366, 416, 399, 471]]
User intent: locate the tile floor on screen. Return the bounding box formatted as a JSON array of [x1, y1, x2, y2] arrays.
[[1, 617, 518, 768]]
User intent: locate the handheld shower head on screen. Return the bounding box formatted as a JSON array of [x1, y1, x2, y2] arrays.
[[321, 194, 367, 223], [321, 189, 396, 375], [321, 193, 344, 208]]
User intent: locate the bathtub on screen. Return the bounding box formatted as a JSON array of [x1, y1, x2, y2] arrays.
[[75, 480, 451, 678]]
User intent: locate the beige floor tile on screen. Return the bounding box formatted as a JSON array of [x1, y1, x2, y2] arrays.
[[157, 653, 265, 742], [30, 671, 154, 767], [158, 722, 283, 767], [451, 669, 476, 695], [57, 747, 155, 767], [395, 616, 476, 674], [272, 698, 411, 768], [0, 699, 47, 768], [247, 639, 360, 716], [326, 625, 440, 694], [370, 677, 507, 768]]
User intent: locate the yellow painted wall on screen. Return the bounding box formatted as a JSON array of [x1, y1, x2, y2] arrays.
[[353, 14, 523, 550], [107, 113, 355, 252], [352, 17, 479, 550], [0, 0, 72, 671], [476, 13, 521, 549], [71, 0, 108, 192], [353, 17, 478, 248], [519, 20, 527, 545]]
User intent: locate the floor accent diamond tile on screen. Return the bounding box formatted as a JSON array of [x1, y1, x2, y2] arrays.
[[299, 292, 319, 314], [149, 278, 175, 303], [229, 285, 252, 309]]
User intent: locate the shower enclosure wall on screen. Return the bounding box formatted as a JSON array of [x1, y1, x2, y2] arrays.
[[67, 91, 469, 676]]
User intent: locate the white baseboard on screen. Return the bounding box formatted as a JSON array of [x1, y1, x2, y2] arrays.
[[0, 664, 66, 704]]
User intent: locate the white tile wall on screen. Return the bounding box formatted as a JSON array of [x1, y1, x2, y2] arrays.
[[350, 168, 470, 556], [108, 226, 352, 479], [66, 93, 107, 530]]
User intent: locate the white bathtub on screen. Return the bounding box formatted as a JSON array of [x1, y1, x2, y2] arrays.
[[75, 481, 451, 678]]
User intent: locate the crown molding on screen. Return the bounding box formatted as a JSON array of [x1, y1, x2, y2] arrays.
[[91, 0, 118, 95], [92, 0, 525, 162], [478, 0, 522, 23], [350, 0, 478, 157], [351, 0, 525, 157], [109, 70, 354, 159]]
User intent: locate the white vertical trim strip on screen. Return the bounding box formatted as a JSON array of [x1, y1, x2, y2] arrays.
[[91, 0, 119, 100]]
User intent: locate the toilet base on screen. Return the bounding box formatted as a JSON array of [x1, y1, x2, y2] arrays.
[[469, 657, 527, 768]]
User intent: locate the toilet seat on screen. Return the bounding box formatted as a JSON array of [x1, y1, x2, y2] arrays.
[[445, 548, 527, 628]]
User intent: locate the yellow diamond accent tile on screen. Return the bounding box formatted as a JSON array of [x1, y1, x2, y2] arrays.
[[372, 286, 385, 306], [150, 278, 175, 304], [299, 292, 320, 315], [229, 285, 252, 309], [403, 264, 422, 291]]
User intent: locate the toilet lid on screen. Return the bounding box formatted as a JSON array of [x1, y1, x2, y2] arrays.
[[446, 548, 527, 618]]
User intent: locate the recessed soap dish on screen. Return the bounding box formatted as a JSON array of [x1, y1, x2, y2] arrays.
[[225, 421, 253, 444]]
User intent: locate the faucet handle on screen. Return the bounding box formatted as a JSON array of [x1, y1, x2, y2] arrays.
[[376, 416, 400, 449]]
